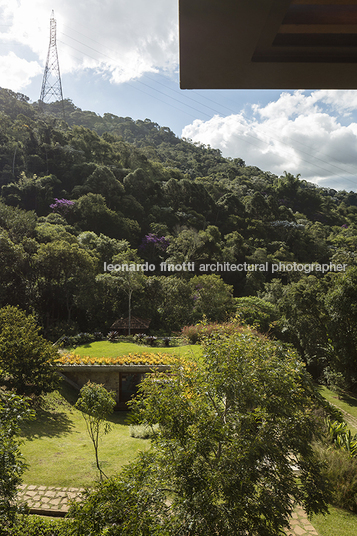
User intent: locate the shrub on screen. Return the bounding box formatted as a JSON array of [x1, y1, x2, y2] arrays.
[[181, 319, 248, 344], [133, 333, 146, 344], [107, 330, 118, 341], [314, 443, 357, 512], [0, 305, 59, 396], [63, 332, 96, 347], [4, 515, 70, 535], [68, 453, 170, 536], [0, 391, 34, 528], [129, 424, 159, 439]]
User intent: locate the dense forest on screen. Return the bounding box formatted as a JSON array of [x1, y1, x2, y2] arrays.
[[1, 87, 357, 389]]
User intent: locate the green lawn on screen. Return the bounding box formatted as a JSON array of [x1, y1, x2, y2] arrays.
[[68, 340, 202, 360], [19, 383, 150, 488], [20, 342, 202, 488], [319, 385, 357, 434], [312, 506, 357, 536]]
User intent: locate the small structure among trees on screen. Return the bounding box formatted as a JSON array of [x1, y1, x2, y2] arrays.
[[110, 316, 151, 336]]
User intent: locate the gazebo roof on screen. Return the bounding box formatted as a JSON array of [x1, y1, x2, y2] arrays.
[[110, 317, 151, 330]]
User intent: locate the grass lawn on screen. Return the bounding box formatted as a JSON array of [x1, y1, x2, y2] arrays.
[[19, 342, 202, 488], [68, 340, 202, 360], [19, 382, 150, 488], [319, 385, 357, 434], [312, 506, 357, 536]]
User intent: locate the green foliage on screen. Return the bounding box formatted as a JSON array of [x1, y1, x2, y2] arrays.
[[0, 390, 34, 528], [0, 306, 59, 395], [234, 296, 279, 333], [180, 319, 246, 344], [75, 381, 116, 480], [68, 453, 170, 536], [129, 423, 159, 439], [189, 274, 234, 323], [314, 443, 357, 513], [4, 515, 70, 536], [127, 328, 330, 535], [326, 419, 357, 457]]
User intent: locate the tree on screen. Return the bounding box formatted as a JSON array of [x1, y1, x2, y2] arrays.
[[34, 240, 97, 328], [189, 274, 234, 323], [127, 327, 330, 535], [324, 267, 357, 389], [107, 249, 146, 334], [75, 382, 116, 481], [234, 296, 279, 334], [0, 306, 59, 396], [0, 390, 34, 528]]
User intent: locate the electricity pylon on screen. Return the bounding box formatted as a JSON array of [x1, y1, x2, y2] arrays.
[[39, 10, 65, 117]]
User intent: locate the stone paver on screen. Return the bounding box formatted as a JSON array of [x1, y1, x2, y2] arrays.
[[17, 484, 320, 534], [285, 506, 319, 536], [17, 484, 85, 514]]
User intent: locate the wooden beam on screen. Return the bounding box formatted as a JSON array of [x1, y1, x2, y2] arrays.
[[279, 23, 357, 32], [273, 33, 357, 45], [283, 5, 357, 24]]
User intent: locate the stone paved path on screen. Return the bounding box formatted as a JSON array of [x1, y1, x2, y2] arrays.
[[17, 484, 320, 534], [285, 505, 319, 536], [17, 484, 84, 515]]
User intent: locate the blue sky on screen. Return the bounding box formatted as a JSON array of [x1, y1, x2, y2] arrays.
[[1, 0, 357, 192]]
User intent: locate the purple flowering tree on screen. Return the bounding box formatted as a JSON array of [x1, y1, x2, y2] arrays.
[[139, 233, 170, 252], [49, 198, 75, 214]]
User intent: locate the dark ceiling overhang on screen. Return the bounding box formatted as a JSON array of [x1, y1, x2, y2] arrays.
[[179, 0, 357, 89]]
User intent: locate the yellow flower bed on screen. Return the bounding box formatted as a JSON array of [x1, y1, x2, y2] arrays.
[[56, 352, 180, 366]]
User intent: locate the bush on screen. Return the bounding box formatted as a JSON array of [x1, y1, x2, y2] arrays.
[[129, 423, 159, 439], [133, 333, 146, 344], [107, 330, 118, 342], [0, 306, 59, 396], [4, 515, 70, 535], [0, 391, 34, 529], [314, 443, 357, 512], [181, 319, 248, 344], [62, 332, 96, 347]]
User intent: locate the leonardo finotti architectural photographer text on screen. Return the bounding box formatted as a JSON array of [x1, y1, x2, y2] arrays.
[[103, 262, 347, 274]]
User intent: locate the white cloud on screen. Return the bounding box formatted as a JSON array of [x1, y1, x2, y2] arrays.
[[316, 90, 357, 115], [182, 91, 357, 190], [0, 0, 178, 84], [0, 52, 42, 91]]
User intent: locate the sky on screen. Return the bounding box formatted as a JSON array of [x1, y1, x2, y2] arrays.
[[1, 0, 357, 192]]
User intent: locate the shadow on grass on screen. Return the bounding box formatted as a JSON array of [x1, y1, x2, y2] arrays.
[[108, 410, 131, 426], [20, 382, 79, 440], [339, 392, 357, 409], [318, 384, 357, 408], [20, 406, 74, 440]]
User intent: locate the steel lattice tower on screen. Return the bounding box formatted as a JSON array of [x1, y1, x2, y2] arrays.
[[39, 11, 64, 115]]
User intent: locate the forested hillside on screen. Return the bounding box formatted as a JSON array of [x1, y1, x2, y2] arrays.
[[1, 87, 357, 388]]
